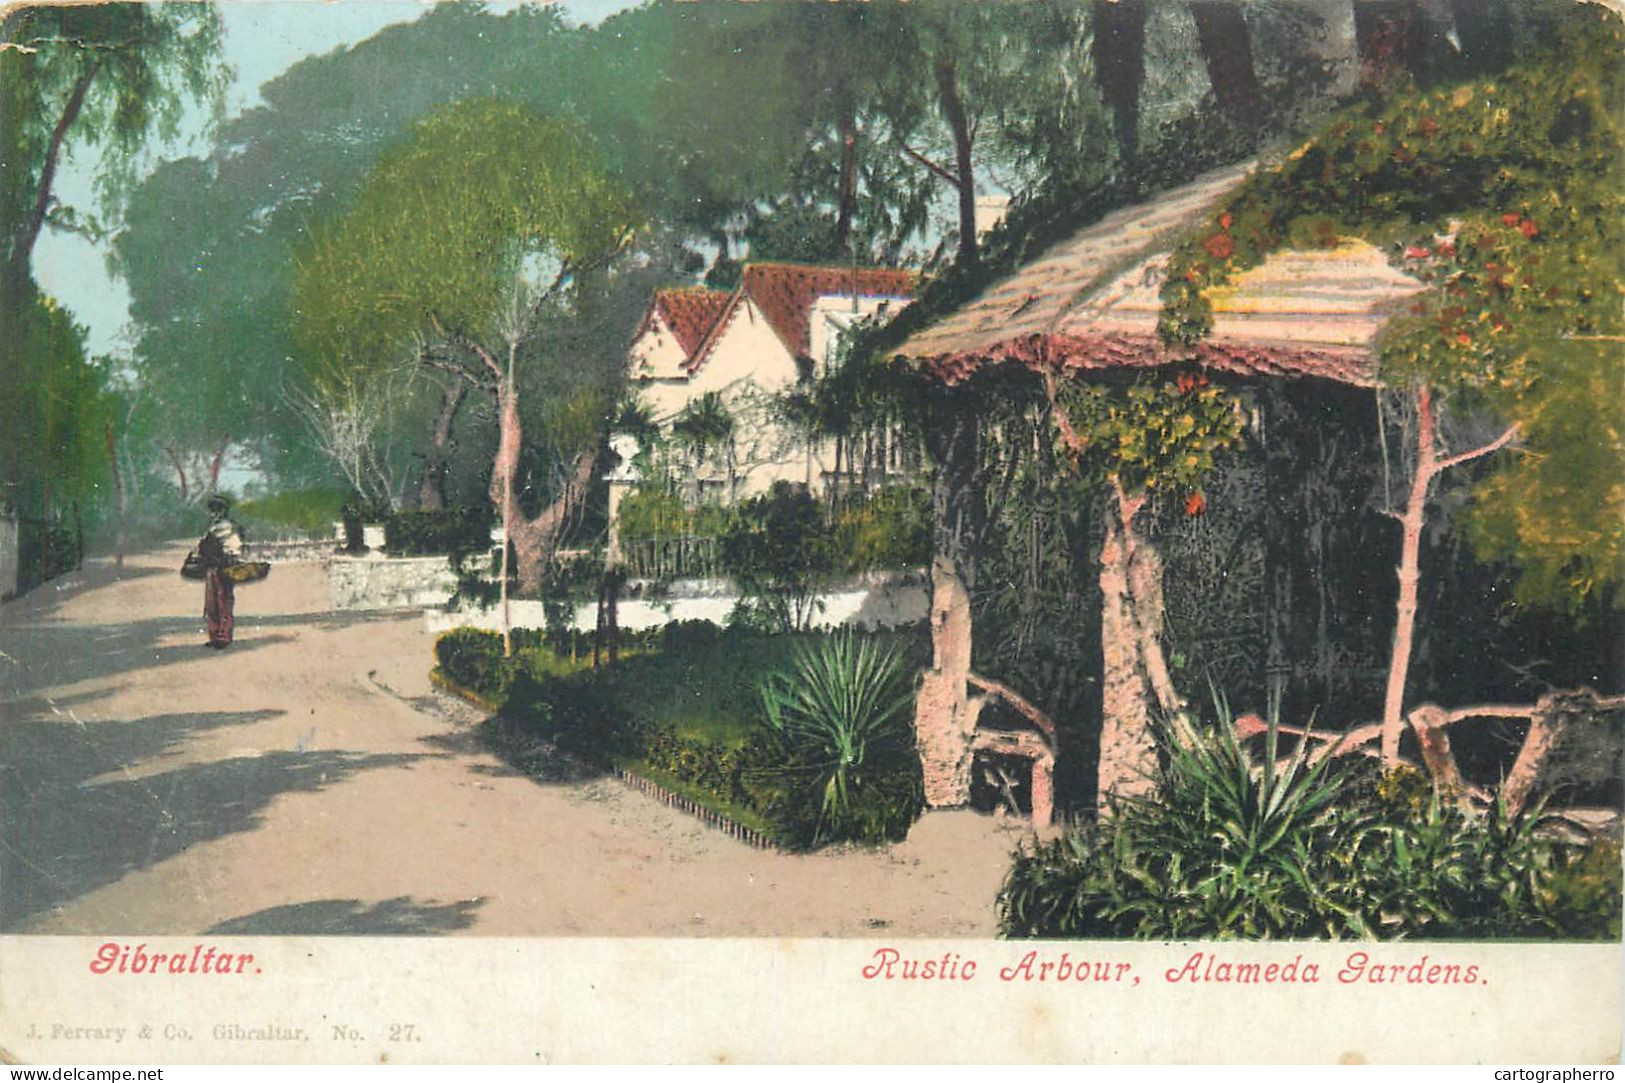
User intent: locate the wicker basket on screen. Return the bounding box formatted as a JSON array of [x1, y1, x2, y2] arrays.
[[223, 561, 272, 584]]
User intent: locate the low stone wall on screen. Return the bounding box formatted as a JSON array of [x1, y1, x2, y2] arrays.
[[328, 553, 460, 611], [246, 538, 340, 563], [425, 570, 929, 635]]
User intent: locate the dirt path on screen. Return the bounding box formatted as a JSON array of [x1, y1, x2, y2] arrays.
[[0, 545, 1026, 937]]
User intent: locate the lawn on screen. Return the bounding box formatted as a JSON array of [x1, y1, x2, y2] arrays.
[[433, 622, 929, 847]]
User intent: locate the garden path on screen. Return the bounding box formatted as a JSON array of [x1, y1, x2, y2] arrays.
[[0, 545, 1024, 937]]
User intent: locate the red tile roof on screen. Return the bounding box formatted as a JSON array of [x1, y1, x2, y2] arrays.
[[915, 331, 1379, 388], [650, 288, 732, 358], [894, 164, 1426, 388], [690, 262, 918, 372]]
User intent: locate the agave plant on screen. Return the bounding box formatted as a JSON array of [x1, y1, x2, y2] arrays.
[[758, 631, 917, 842]]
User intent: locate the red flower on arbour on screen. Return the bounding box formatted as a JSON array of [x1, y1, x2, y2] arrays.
[[1520, 219, 1539, 239], [1218, 212, 1233, 231], [1404, 245, 1431, 260], [1437, 241, 1457, 258], [1501, 213, 1522, 227], [1418, 116, 1439, 136], [1184, 492, 1207, 517], [1202, 233, 1235, 261]]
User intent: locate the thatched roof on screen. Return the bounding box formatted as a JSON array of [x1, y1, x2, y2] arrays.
[[893, 163, 1429, 388]]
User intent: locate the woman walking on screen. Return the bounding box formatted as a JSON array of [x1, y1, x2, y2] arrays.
[[198, 495, 245, 649]]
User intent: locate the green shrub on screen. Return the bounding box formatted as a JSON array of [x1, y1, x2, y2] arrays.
[[997, 701, 1624, 941], [433, 628, 516, 700], [755, 630, 924, 847], [237, 487, 348, 533], [720, 482, 836, 631], [618, 487, 731, 540], [16, 519, 81, 590], [385, 506, 492, 557], [834, 486, 931, 572]]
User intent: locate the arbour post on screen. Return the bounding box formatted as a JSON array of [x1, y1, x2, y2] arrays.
[[914, 401, 984, 808]]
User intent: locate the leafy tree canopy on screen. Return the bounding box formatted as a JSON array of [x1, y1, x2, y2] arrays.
[[1, 2, 226, 269], [294, 98, 633, 369]]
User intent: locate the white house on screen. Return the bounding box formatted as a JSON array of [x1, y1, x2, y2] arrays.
[[625, 262, 917, 500]]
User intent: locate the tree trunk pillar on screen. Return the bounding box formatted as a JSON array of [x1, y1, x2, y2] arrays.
[[915, 407, 983, 808], [1096, 501, 1160, 813]]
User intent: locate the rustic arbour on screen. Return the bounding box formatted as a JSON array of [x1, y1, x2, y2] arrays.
[[889, 162, 1609, 824]]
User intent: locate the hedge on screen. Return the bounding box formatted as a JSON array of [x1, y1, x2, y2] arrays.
[[386, 506, 493, 556]]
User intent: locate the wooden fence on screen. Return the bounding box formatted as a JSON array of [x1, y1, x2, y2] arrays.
[[621, 535, 721, 581]]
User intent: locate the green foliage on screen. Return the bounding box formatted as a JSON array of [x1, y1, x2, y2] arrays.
[[670, 392, 735, 454], [433, 623, 927, 849], [14, 518, 82, 593], [1, 3, 226, 265], [236, 488, 349, 533], [117, 5, 576, 492], [1158, 7, 1624, 609], [1055, 373, 1246, 499], [719, 482, 837, 632], [616, 488, 732, 541], [296, 98, 634, 368], [433, 627, 517, 703], [758, 631, 922, 846], [832, 486, 931, 572], [997, 704, 1623, 941], [383, 506, 493, 558], [0, 281, 111, 523]]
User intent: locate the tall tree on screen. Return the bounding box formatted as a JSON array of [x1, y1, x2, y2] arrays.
[[0, 2, 225, 280], [1189, 2, 1262, 121], [117, 3, 573, 498], [1093, 0, 1148, 166], [294, 99, 636, 596], [0, 2, 221, 550]]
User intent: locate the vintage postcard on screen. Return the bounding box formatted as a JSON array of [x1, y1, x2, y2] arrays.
[[1, 0, 1620, 1066]]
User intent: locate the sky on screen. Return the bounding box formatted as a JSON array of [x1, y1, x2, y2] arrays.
[[32, 0, 632, 357]]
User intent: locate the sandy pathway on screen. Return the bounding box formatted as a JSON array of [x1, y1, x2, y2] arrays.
[[0, 545, 1026, 937]]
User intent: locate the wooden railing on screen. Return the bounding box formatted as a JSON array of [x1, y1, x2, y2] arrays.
[[621, 535, 721, 581]]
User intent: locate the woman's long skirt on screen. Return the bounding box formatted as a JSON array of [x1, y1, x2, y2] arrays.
[[204, 568, 235, 647]]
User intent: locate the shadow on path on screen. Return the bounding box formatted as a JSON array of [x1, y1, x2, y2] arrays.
[[0, 608, 412, 701], [204, 896, 484, 935], [1, 705, 434, 930]]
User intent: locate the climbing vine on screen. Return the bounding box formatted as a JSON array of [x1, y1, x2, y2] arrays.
[[1052, 373, 1245, 508], [1158, 6, 1623, 610]]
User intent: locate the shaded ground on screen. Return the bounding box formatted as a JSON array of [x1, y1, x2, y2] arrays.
[[0, 544, 1025, 936]]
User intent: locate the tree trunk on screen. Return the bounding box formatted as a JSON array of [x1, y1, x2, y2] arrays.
[[104, 421, 126, 576], [1092, 0, 1147, 166], [207, 436, 229, 495], [1379, 385, 1518, 764], [933, 53, 979, 266], [1407, 703, 1471, 808], [10, 58, 102, 277], [418, 381, 466, 511], [1379, 385, 1433, 763], [503, 448, 597, 597], [914, 409, 983, 808], [834, 103, 859, 253], [164, 445, 189, 503], [1096, 484, 1164, 812], [1190, 2, 1262, 120]]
